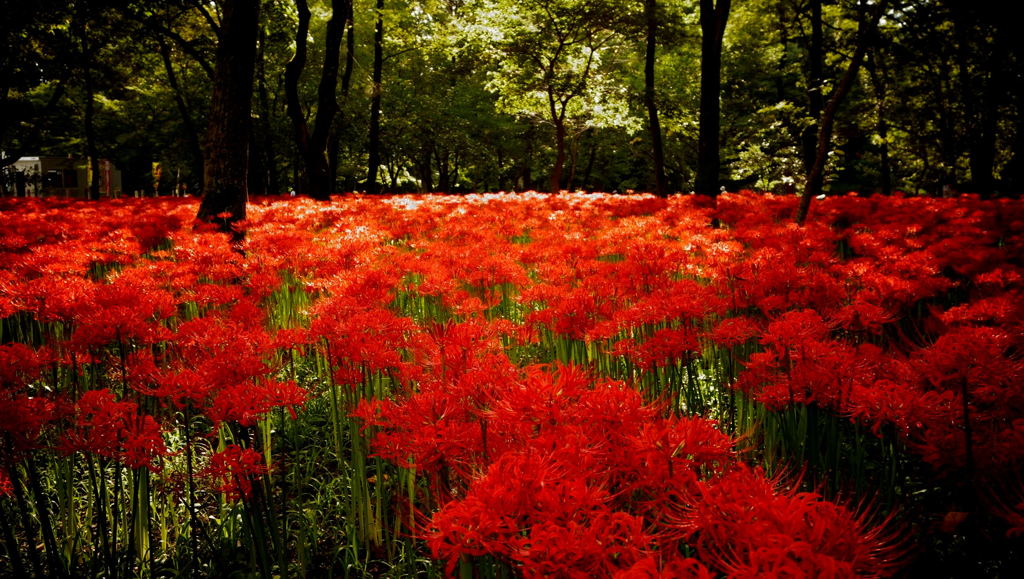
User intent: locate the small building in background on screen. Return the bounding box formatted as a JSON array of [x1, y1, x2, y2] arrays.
[[6, 156, 122, 198]]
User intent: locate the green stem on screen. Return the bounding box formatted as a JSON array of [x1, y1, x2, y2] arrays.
[[87, 457, 114, 577], [25, 457, 68, 577]]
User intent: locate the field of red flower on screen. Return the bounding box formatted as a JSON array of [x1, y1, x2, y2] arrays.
[[1, 191, 1022, 577]]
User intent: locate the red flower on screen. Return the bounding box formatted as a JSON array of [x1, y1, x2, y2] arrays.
[[0, 468, 12, 497], [671, 467, 907, 578], [201, 444, 268, 502], [58, 388, 167, 471]]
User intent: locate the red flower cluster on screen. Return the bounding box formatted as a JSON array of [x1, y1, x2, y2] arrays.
[[201, 444, 268, 502], [2, 190, 1021, 575]]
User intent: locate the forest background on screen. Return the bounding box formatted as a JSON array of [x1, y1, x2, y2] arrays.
[[1, 0, 1022, 203]]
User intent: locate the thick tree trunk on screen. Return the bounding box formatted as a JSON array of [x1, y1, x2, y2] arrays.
[[695, 0, 731, 197], [366, 0, 385, 194], [197, 0, 260, 237], [644, 0, 668, 195], [796, 0, 887, 225]]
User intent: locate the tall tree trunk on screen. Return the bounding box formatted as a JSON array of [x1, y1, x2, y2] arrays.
[[77, 5, 101, 200], [695, 0, 731, 197], [366, 0, 385, 194], [257, 25, 279, 196], [437, 148, 450, 193], [866, 53, 891, 195], [802, 0, 824, 175], [519, 126, 535, 190], [582, 140, 597, 192], [549, 117, 566, 193], [159, 40, 204, 191], [331, 3, 356, 194], [285, 0, 347, 200], [197, 0, 260, 237], [796, 0, 888, 225], [567, 130, 582, 191], [644, 0, 668, 195], [342, 1, 355, 97], [84, 77, 100, 199], [420, 143, 433, 192], [310, 0, 347, 197]]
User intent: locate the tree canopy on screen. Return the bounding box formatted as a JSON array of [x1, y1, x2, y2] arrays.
[[1, 0, 1021, 200]]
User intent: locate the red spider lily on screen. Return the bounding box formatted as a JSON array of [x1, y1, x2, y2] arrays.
[[11, 274, 97, 323], [208, 379, 308, 427], [0, 395, 62, 458], [66, 269, 176, 351], [670, 466, 907, 578], [58, 388, 167, 471], [615, 556, 715, 578], [201, 444, 268, 502], [0, 467, 12, 497], [830, 297, 897, 334], [426, 449, 647, 577], [150, 307, 278, 412], [0, 342, 51, 388], [940, 291, 1024, 329], [846, 379, 955, 438], [370, 362, 740, 574], [610, 326, 701, 370], [981, 473, 1024, 538], [705, 315, 762, 348], [308, 296, 418, 380], [910, 326, 1024, 474]]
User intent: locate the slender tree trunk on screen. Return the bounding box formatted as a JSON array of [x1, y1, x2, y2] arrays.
[[366, 0, 385, 194], [285, 0, 347, 199], [644, 0, 668, 195], [582, 140, 596, 191], [84, 84, 101, 199], [159, 41, 204, 190], [549, 118, 566, 193], [519, 126, 535, 190], [342, 1, 355, 96], [496, 147, 506, 191], [77, 5, 101, 200], [437, 148, 450, 193], [970, 83, 999, 197], [866, 54, 891, 195], [331, 3, 356, 194], [309, 0, 348, 197], [1001, 12, 1024, 192], [802, 0, 824, 174], [420, 143, 433, 192], [257, 25, 279, 196], [796, 0, 887, 224], [695, 0, 731, 197], [197, 0, 260, 237], [284, 0, 314, 194]]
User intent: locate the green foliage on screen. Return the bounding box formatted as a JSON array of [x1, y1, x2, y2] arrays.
[[1, 0, 1021, 196]]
